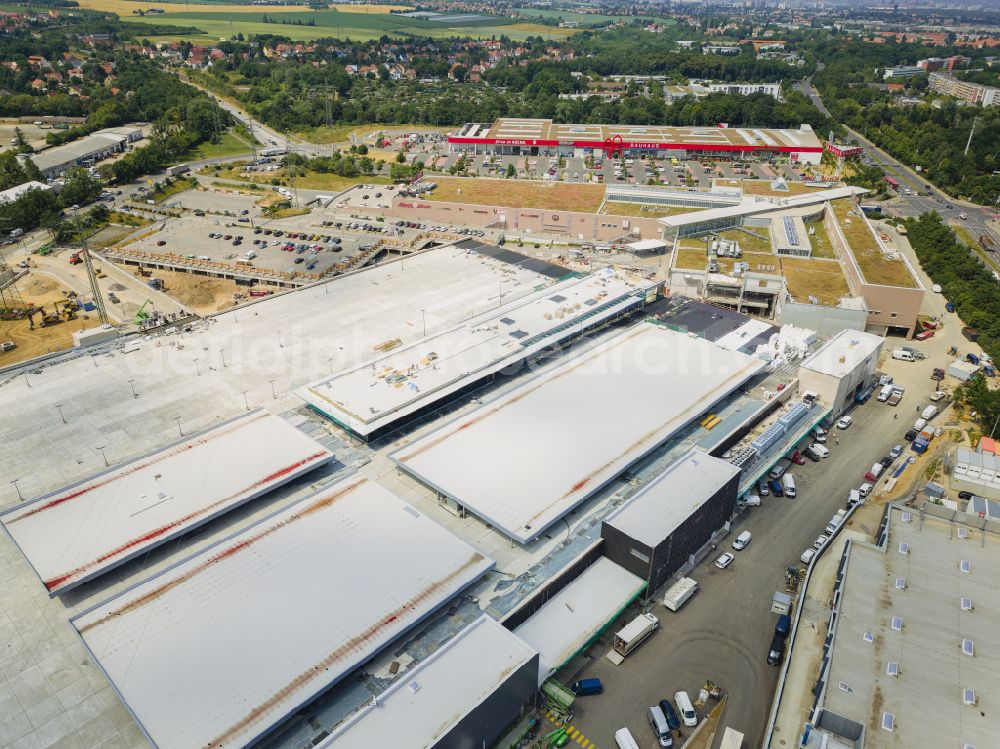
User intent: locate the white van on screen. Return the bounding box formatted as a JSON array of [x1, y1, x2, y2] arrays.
[[647, 706, 674, 748], [810, 442, 830, 459], [892, 349, 915, 362], [782, 474, 797, 498], [675, 691, 698, 727], [914, 418, 927, 431], [878, 384, 895, 402], [921, 405, 938, 421], [614, 727, 641, 749], [732, 530, 752, 550]]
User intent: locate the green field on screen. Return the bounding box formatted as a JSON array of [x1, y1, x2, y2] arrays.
[[515, 8, 674, 25], [190, 130, 253, 159], [124, 7, 564, 42]]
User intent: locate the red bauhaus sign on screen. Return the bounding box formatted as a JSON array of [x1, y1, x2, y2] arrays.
[[826, 143, 864, 158]]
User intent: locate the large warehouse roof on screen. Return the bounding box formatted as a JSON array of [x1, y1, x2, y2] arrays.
[[391, 322, 765, 543], [71, 474, 494, 749], [514, 557, 645, 683], [0, 245, 554, 508], [321, 616, 537, 747], [817, 504, 1000, 749], [604, 449, 741, 547], [451, 118, 823, 154], [0, 409, 333, 596], [297, 271, 652, 435]]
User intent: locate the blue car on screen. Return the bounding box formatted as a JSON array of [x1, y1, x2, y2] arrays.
[[769, 479, 784, 497]]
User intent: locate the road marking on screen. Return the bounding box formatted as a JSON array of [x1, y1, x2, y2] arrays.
[[543, 710, 599, 749]]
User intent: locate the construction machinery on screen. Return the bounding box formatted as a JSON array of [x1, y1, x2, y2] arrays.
[[40, 303, 63, 327], [134, 299, 153, 325], [135, 267, 152, 278]]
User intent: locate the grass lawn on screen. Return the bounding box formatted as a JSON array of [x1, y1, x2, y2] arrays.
[[602, 202, 704, 218], [190, 130, 252, 160], [151, 177, 196, 203], [832, 199, 916, 287], [269, 206, 311, 219], [779, 257, 851, 305], [731, 180, 818, 197], [210, 180, 271, 192], [675, 246, 708, 269], [428, 177, 605, 212], [806, 220, 836, 259], [294, 123, 455, 145], [718, 228, 771, 254]]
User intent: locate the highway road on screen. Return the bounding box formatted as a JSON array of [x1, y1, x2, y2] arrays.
[[795, 73, 999, 269]]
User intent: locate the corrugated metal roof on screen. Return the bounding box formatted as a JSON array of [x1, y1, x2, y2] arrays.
[[514, 558, 644, 683], [321, 616, 536, 747], [604, 449, 740, 547], [392, 323, 765, 543], [71, 474, 494, 749], [1, 409, 333, 596]]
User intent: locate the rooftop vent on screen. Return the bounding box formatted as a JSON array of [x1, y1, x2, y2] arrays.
[[891, 616, 903, 631], [887, 661, 899, 677], [882, 712, 894, 732], [960, 560, 971, 574], [958, 527, 969, 539], [863, 631, 874, 643], [961, 597, 973, 611], [894, 578, 906, 590], [901, 511, 912, 522], [898, 542, 909, 555], [962, 639, 974, 656], [838, 681, 851, 692], [963, 689, 977, 706]]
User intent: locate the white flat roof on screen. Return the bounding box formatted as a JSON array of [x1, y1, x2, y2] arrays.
[[628, 239, 669, 252], [321, 616, 536, 747], [604, 449, 740, 547], [658, 186, 868, 229], [297, 271, 650, 435], [391, 323, 765, 543], [72, 474, 494, 749], [0, 409, 333, 596], [800, 329, 884, 379], [514, 558, 645, 682], [0, 245, 556, 508]]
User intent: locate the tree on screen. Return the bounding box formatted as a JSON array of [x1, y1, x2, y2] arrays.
[[57, 168, 102, 209], [505, 163, 516, 179], [12, 127, 31, 154]]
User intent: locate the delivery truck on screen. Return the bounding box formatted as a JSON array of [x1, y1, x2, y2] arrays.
[[607, 612, 659, 665], [663, 577, 699, 612]]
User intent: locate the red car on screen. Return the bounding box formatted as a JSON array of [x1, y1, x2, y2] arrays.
[[915, 329, 935, 341], [790, 451, 806, 465]]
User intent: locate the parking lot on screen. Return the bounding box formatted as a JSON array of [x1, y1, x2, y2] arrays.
[[163, 189, 260, 216], [129, 214, 379, 275], [563, 353, 941, 749]]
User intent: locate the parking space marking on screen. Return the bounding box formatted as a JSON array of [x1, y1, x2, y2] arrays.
[[544, 710, 599, 749]]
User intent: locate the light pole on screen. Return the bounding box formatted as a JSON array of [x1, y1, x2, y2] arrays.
[[242, 390, 249, 411], [174, 416, 183, 437], [55, 404, 66, 424], [128, 379, 138, 398], [10, 479, 22, 501], [97, 446, 109, 466], [421, 308, 426, 337], [269, 379, 276, 399], [193, 357, 201, 376]]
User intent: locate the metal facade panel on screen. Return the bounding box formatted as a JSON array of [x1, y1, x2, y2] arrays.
[[71, 475, 494, 749], [0, 410, 333, 595]]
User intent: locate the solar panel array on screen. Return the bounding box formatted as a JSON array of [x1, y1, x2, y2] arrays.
[[783, 216, 800, 247]]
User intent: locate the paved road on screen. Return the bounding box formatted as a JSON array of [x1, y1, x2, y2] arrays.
[[795, 73, 999, 264], [565, 377, 935, 749]]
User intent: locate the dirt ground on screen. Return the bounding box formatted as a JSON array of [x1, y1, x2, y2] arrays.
[[0, 274, 102, 365], [125, 266, 282, 315]]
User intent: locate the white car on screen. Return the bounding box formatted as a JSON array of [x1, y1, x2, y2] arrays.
[[930, 391, 945, 402], [814, 535, 829, 550], [714, 552, 735, 569], [858, 482, 874, 498], [837, 416, 853, 430], [800, 548, 817, 564], [889, 444, 904, 459]]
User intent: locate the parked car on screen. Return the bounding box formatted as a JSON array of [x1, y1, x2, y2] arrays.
[[904, 429, 917, 441], [889, 444, 904, 459], [837, 415, 853, 429], [768, 479, 784, 497], [572, 678, 603, 696], [732, 531, 752, 550], [658, 700, 680, 731], [814, 535, 829, 549], [758, 479, 769, 497], [800, 548, 817, 564], [915, 329, 934, 341], [714, 552, 735, 570], [790, 451, 806, 465], [813, 427, 827, 443]]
